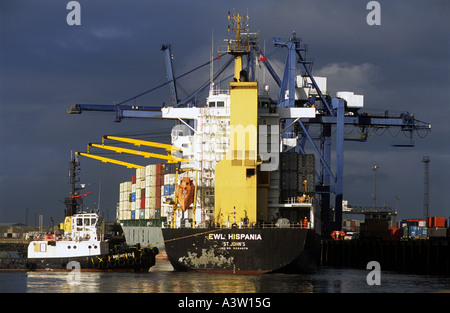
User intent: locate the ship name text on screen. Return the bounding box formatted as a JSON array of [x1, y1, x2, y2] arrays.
[[208, 233, 262, 240]]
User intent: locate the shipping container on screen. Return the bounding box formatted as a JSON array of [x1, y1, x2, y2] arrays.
[[156, 174, 164, 186], [140, 208, 145, 219], [410, 226, 418, 238], [164, 173, 177, 185], [418, 226, 428, 239], [145, 186, 156, 198], [429, 227, 447, 237], [298, 154, 315, 174], [156, 163, 164, 176], [131, 210, 136, 220], [164, 163, 179, 174], [130, 193, 136, 202], [280, 152, 298, 171], [132, 175, 137, 184], [145, 164, 156, 177], [427, 216, 446, 228], [164, 184, 175, 196], [145, 198, 156, 209]]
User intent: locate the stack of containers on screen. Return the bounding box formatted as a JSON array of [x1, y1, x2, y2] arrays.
[[161, 163, 178, 219], [117, 163, 168, 221], [298, 154, 315, 194], [155, 163, 164, 217], [279, 152, 298, 200], [118, 181, 132, 220], [144, 164, 156, 219]]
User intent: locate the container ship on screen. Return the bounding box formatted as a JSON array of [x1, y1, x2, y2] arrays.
[[70, 12, 431, 273], [111, 13, 323, 273]]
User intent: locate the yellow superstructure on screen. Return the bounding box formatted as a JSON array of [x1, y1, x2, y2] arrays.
[[215, 81, 259, 226], [214, 12, 261, 226]]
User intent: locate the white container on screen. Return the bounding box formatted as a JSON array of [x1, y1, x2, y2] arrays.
[[164, 173, 177, 185], [145, 198, 156, 209], [146, 176, 156, 187], [120, 182, 124, 193], [145, 186, 156, 198], [146, 164, 156, 176]]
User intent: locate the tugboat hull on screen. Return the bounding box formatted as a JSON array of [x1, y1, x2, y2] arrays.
[[0, 247, 158, 272], [162, 228, 319, 273]]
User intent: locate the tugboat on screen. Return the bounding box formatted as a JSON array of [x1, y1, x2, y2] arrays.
[[0, 156, 158, 271]]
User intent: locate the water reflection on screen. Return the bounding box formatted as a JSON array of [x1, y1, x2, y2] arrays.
[[27, 271, 101, 293], [22, 262, 450, 293]]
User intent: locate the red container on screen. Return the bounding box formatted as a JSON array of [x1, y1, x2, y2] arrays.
[[141, 188, 145, 199], [428, 217, 446, 228], [156, 174, 164, 186], [140, 198, 145, 209], [434, 217, 446, 228], [156, 163, 165, 176], [132, 175, 137, 184]]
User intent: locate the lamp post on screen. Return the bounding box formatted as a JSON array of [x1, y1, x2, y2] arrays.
[[372, 165, 379, 209]]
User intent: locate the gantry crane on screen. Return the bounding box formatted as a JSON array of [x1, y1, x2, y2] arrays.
[[68, 20, 431, 234]]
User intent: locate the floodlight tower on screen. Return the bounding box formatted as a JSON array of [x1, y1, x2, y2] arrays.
[[372, 165, 379, 209], [422, 156, 430, 219]]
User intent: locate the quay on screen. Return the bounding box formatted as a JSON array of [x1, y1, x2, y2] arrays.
[[321, 238, 450, 276]]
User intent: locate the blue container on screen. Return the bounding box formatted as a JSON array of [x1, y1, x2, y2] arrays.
[[418, 226, 428, 239], [131, 211, 135, 220], [164, 185, 170, 196], [130, 192, 136, 202], [410, 226, 418, 238], [164, 184, 175, 195]]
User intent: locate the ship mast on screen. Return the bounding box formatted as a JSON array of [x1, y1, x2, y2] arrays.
[[64, 155, 85, 216], [224, 11, 251, 81]]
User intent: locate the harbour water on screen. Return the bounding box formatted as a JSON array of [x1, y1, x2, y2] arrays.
[[1, 260, 449, 293]]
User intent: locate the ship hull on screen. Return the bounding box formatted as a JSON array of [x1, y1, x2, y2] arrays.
[[162, 228, 320, 273], [0, 247, 158, 272]]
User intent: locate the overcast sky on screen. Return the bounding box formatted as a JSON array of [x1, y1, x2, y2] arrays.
[[1, 0, 449, 224]]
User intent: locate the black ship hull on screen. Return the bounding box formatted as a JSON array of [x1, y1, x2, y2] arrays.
[[0, 247, 158, 272], [162, 227, 320, 273]]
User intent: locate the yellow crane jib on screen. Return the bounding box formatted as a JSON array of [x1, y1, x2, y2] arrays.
[[88, 143, 185, 162], [74, 152, 145, 169], [102, 136, 186, 163]]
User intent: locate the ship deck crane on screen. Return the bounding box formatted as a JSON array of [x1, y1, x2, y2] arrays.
[[75, 152, 145, 169], [75, 136, 187, 168]]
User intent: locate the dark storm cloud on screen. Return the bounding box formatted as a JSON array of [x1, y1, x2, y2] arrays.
[[0, 0, 448, 223]]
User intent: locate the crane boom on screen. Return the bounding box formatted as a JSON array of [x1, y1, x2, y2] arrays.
[[103, 136, 179, 152], [88, 143, 188, 163], [75, 152, 145, 169]]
